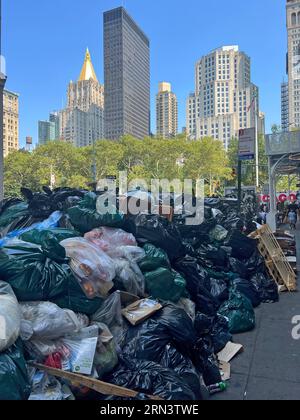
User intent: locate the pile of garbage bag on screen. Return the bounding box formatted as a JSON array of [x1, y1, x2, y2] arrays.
[[0, 188, 279, 400]]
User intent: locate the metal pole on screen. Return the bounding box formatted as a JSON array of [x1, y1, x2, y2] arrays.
[[237, 159, 242, 213], [0, 0, 7, 201], [91, 119, 97, 190], [255, 97, 259, 190]]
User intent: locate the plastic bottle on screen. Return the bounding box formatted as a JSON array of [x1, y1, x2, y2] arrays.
[[207, 382, 228, 395]]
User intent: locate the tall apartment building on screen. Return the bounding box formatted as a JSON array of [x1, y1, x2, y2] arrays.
[[59, 49, 104, 147], [281, 81, 289, 131], [286, 0, 300, 129], [3, 89, 19, 156], [186, 46, 262, 150], [104, 7, 150, 140], [38, 120, 56, 145], [156, 82, 178, 138]]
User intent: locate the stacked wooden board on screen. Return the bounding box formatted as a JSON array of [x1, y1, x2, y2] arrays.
[[250, 224, 297, 292]]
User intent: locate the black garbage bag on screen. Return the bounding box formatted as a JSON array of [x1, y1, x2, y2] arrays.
[[211, 315, 232, 353], [0, 340, 31, 401], [204, 198, 221, 208], [193, 337, 222, 386], [202, 246, 229, 269], [221, 213, 244, 231], [138, 243, 171, 273], [122, 305, 197, 363], [174, 256, 218, 316], [194, 313, 231, 353], [21, 188, 53, 218], [225, 230, 257, 260], [250, 273, 279, 303], [229, 258, 248, 279], [175, 217, 217, 240], [244, 251, 266, 277], [194, 313, 213, 334], [219, 289, 256, 334], [68, 192, 125, 234], [45, 187, 86, 212], [124, 214, 185, 261], [231, 277, 261, 308], [209, 278, 229, 305], [160, 345, 203, 400], [106, 357, 196, 400]]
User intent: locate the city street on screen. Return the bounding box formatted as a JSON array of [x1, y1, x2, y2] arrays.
[[214, 227, 300, 401]]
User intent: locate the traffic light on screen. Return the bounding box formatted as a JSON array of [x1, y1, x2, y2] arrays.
[[232, 168, 237, 178]]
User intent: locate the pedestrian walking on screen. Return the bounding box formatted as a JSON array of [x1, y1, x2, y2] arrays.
[[288, 210, 297, 230]]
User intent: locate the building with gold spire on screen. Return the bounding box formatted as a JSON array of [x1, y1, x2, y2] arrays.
[[59, 49, 104, 147]]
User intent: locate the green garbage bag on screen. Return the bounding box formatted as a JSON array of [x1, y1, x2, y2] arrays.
[[0, 202, 31, 237], [20, 228, 80, 245], [0, 339, 31, 400], [53, 276, 104, 316], [144, 268, 186, 303], [0, 237, 104, 315], [218, 289, 255, 334], [139, 244, 171, 273], [0, 239, 70, 301], [68, 193, 125, 234]]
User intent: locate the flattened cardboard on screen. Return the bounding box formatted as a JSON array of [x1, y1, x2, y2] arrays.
[[122, 299, 163, 326], [217, 342, 243, 363]]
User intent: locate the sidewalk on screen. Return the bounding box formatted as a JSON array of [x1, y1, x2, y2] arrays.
[[212, 228, 300, 400]]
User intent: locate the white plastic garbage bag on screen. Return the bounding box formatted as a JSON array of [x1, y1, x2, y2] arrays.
[[19, 302, 83, 341], [0, 281, 21, 352]]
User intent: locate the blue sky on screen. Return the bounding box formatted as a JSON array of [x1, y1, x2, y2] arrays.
[[4, 0, 286, 146]]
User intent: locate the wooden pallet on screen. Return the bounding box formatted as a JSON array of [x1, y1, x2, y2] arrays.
[[249, 224, 297, 292]]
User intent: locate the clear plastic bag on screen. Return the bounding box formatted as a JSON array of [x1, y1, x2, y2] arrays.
[[0, 281, 21, 352], [209, 225, 229, 242], [92, 323, 118, 379], [28, 368, 75, 401], [60, 238, 116, 298], [0, 211, 62, 247], [114, 259, 145, 297], [176, 298, 196, 322], [19, 301, 83, 341], [108, 246, 145, 261], [84, 227, 137, 254], [91, 292, 125, 346]]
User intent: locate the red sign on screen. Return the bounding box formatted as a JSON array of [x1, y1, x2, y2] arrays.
[[259, 193, 297, 203]]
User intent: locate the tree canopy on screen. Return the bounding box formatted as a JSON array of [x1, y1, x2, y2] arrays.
[[4, 136, 233, 197]]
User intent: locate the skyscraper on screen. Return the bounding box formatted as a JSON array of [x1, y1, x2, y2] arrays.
[[59, 49, 105, 147], [104, 7, 150, 140], [3, 89, 19, 156], [38, 120, 56, 145], [286, 0, 300, 129], [186, 46, 262, 150], [49, 112, 60, 139], [281, 81, 289, 132], [156, 82, 178, 138]]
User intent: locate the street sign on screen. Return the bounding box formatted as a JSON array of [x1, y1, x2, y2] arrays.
[[238, 128, 255, 161]]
